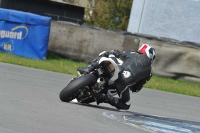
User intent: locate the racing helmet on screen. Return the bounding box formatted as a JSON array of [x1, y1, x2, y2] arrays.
[[138, 44, 156, 61]]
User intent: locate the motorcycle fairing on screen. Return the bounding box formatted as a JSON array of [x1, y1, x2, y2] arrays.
[[98, 57, 123, 84]]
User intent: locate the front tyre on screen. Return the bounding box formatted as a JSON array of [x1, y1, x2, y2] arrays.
[[59, 74, 97, 102]]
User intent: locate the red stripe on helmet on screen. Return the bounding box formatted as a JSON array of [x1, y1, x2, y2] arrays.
[[138, 44, 148, 54]]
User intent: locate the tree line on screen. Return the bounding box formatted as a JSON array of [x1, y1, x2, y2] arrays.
[[62, 0, 133, 31], [85, 0, 133, 31]]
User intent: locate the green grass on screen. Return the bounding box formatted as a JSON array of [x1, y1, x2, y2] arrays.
[[0, 51, 200, 97], [144, 76, 200, 97], [0, 52, 87, 75]]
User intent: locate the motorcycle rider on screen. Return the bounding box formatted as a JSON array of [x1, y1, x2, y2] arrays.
[[77, 44, 156, 110]]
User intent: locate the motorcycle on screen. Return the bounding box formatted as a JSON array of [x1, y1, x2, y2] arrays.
[[59, 56, 123, 104]]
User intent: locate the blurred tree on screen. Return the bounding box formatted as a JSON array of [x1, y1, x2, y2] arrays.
[[85, 0, 133, 31]]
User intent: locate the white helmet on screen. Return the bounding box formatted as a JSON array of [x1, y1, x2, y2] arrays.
[[138, 44, 156, 61]]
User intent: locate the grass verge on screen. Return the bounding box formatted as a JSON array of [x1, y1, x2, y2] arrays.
[[144, 76, 200, 97], [0, 52, 87, 75], [0, 52, 200, 97]]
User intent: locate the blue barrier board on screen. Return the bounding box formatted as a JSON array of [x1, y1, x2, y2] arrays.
[[0, 8, 51, 60]]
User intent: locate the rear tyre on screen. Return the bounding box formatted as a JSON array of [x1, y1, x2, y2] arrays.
[[59, 74, 97, 102]]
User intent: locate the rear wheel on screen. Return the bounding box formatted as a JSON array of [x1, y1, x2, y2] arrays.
[[59, 74, 97, 102]]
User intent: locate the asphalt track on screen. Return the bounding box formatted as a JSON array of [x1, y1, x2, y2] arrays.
[[0, 62, 200, 133]]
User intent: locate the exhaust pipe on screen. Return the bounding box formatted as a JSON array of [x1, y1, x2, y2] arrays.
[[93, 77, 105, 93]]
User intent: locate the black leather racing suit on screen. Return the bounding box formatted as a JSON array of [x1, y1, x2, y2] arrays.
[[97, 50, 152, 109], [114, 50, 152, 109]]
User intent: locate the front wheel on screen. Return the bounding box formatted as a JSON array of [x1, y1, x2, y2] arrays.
[[59, 74, 97, 102]]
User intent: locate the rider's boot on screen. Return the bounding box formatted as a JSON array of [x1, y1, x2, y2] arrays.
[[77, 60, 99, 74], [97, 93, 130, 110], [77, 65, 95, 74]]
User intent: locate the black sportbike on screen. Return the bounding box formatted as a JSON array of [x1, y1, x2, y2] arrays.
[[59, 56, 123, 104]]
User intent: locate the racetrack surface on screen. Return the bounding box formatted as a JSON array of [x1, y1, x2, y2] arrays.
[[0, 62, 200, 133]]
